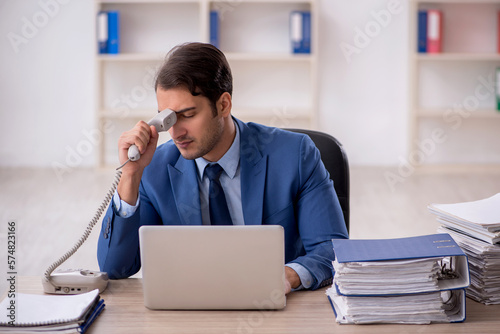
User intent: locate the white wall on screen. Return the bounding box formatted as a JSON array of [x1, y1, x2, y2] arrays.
[[0, 0, 95, 168], [317, 0, 408, 165]]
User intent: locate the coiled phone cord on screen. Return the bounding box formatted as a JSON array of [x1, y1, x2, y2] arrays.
[[42, 169, 123, 287]]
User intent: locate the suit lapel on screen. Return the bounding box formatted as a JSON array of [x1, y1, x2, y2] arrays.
[[168, 157, 203, 225], [237, 119, 267, 225]]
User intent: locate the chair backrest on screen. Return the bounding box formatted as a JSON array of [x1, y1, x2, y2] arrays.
[[284, 129, 350, 233]]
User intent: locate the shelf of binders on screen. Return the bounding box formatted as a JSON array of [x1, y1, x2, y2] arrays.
[[232, 106, 312, 119], [95, 0, 317, 166], [99, 108, 157, 119], [97, 53, 165, 62], [408, 0, 500, 166], [97, 52, 315, 62]]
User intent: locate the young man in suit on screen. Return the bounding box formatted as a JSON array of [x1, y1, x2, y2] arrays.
[[97, 42, 348, 293]]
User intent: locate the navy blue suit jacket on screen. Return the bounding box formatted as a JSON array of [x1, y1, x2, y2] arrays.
[[97, 118, 348, 290]]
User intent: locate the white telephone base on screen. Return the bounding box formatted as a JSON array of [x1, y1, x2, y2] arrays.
[[42, 269, 109, 294]]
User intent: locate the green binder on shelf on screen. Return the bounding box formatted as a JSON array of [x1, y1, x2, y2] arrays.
[[496, 67, 500, 112]]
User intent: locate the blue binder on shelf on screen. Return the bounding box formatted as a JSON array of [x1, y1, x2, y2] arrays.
[[210, 11, 219, 48], [107, 11, 120, 54], [97, 11, 108, 54], [332, 233, 470, 296], [417, 10, 427, 53], [290, 11, 311, 54]]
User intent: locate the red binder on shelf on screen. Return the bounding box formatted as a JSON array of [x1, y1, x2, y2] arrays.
[[498, 12, 500, 53], [427, 10, 442, 53]]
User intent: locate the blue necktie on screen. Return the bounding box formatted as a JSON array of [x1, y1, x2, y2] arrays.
[[205, 163, 232, 225]]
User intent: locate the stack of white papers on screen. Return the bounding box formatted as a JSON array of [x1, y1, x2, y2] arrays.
[[429, 193, 500, 305], [428, 193, 500, 245], [436, 227, 500, 304], [327, 234, 469, 324], [327, 287, 463, 324], [333, 257, 442, 295], [0, 289, 104, 333]]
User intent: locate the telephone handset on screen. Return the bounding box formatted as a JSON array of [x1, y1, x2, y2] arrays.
[[42, 109, 177, 294], [128, 108, 177, 161]]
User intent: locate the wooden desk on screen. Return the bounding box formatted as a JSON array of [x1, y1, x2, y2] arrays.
[[17, 277, 500, 334]]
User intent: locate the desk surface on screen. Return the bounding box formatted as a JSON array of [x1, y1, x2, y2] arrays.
[[16, 277, 500, 334]]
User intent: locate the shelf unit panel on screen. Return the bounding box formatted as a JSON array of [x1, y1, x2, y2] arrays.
[[97, 53, 166, 61], [99, 108, 157, 119], [415, 53, 500, 61], [234, 113, 312, 129], [232, 106, 311, 129], [101, 61, 161, 111], [98, 52, 316, 62], [417, 61, 498, 110], [225, 52, 314, 61], [230, 60, 312, 111], [417, 108, 500, 118]]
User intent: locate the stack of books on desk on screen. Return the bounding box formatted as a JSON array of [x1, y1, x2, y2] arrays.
[[429, 193, 500, 305], [0, 289, 104, 333], [326, 234, 470, 324]]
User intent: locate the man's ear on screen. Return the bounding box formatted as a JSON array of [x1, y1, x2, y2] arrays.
[[218, 92, 232, 117]]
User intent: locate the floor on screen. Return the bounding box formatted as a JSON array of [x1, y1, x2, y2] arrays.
[[1, 166, 499, 293]]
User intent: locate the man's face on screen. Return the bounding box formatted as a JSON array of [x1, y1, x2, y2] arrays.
[[157, 86, 224, 161]]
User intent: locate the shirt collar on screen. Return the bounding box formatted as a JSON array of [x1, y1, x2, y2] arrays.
[[195, 120, 240, 180]]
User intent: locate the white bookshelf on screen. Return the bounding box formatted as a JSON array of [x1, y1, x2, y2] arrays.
[[408, 0, 500, 166], [95, 0, 318, 166]]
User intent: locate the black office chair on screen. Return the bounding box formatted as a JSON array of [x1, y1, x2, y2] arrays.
[[284, 129, 349, 234]]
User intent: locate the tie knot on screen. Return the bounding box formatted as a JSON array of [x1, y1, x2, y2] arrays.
[[205, 163, 224, 182]]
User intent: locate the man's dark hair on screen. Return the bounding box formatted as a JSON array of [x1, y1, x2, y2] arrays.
[[155, 42, 233, 116]]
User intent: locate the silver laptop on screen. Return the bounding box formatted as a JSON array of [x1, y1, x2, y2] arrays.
[[139, 225, 286, 310]]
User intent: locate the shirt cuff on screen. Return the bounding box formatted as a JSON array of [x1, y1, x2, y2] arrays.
[[285, 263, 314, 290], [113, 190, 140, 218]]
